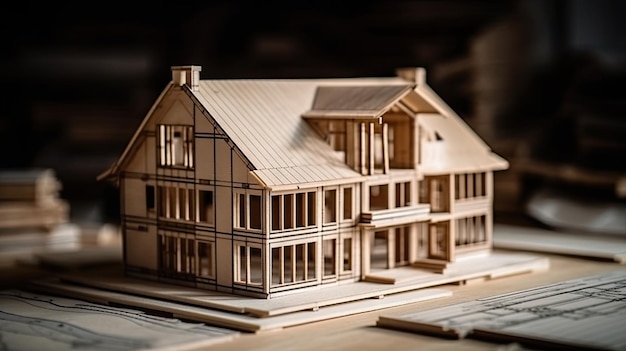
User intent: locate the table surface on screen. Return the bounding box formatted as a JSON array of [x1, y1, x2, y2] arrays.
[[190, 250, 625, 351], [2, 249, 624, 351]]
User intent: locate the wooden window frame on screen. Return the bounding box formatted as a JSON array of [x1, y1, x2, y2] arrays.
[[234, 242, 263, 286], [157, 184, 195, 222], [271, 190, 317, 232], [233, 190, 263, 232], [271, 241, 317, 287], [157, 124, 194, 169], [197, 240, 216, 279]]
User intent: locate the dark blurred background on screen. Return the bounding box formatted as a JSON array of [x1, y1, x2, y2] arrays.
[[1, 0, 625, 230]]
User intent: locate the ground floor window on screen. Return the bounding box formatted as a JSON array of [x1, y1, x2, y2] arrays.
[[342, 236, 353, 273], [234, 243, 263, 286], [158, 232, 215, 278], [455, 215, 487, 247], [323, 238, 337, 277], [197, 241, 215, 279], [271, 242, 316, 286]]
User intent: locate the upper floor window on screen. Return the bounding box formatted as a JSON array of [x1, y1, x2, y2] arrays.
[[271, 191, 316, 231], [455, 173, 486, 200], [158, 185, 195, 221], [158, 125, 194, 168], [324, 189, 337, 224], [234, 190, 262, 231]]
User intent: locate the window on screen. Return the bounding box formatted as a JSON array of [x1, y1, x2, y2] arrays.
[[158, 185, 194, 221], [323, 238, 336, 277], [342, 237, 352, 272], [146, 185, 155, 211], [284, 194, 294, 229], [158, 125, 194, 168], [342, 187, 353, 221], [271, 242, 316, 286], [271, 191, 316, 231], [394, 227, 410, 265], [198, 190, 214, 225], [324, 189, 337, 224], [371, 231, 389, 270], [425, 176, 449, 213], [296, 193, 306, 227], [197, 241, 215, 279], [417, 222, 428, 259], [234, 243, 263, 286], [271, 195, 282, 231], [455, 173, 487, 200], [158, 232, 196, 275], [395, 182, 411, 208], [369, 185, 389, 211], [234, 191, 262, 231], [249, 195, 262, 230], [455, 215, 487, 247]]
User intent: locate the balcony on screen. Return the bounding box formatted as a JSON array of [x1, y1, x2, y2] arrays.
[[360, 204, 430, 228]]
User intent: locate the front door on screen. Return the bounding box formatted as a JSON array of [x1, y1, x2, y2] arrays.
[[429, 221, 450, 260]]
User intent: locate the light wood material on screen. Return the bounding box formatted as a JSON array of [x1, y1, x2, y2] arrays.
[[98, 65, 513, 300], [194, 253, 624, 350]]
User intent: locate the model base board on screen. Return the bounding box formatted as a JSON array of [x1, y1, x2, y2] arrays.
[[27, 252, 547, 332], [377, 269, 626, 351], [494, 224, 626, 263]]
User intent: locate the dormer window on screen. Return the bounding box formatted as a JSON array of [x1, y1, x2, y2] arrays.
[[158, 125, 194, 168]]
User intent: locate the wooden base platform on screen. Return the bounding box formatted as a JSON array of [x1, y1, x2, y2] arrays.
[[27, 252, 548, 333]]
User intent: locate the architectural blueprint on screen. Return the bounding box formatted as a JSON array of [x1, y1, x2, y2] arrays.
[[377, 270, 626, 351], [0, 289, 238, 351]]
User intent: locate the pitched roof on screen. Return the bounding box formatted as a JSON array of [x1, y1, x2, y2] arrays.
[[191, 78, 408, 189], [100, 71, 507, 188], [418, 113, 508, 173]]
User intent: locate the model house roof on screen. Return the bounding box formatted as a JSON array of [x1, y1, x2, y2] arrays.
[[100, 67, 507, 189], [302, 84, 413, 119]]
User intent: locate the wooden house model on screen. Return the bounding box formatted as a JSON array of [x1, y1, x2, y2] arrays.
[[99, 65, 508, 299]]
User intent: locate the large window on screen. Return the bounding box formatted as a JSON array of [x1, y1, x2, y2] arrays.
[[455, 173, 486, 200], [455, 215, 487, 247], [158, 185, 195, 221], [271, 242, 316, 286], [158, 125, 194, 168], [234, 191, 262, 231], [271, 191, 316, 231], [158, 232, 196, 275], [234, 243, 263, 286]]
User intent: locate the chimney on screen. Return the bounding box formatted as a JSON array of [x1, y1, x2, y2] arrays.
[[395, 67, 427, 85], [171, 65, 202, 91]]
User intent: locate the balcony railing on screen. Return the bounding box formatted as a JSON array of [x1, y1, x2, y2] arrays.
[[360, 204, 430, 228]]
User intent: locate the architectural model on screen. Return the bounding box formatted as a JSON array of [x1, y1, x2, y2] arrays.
[[99, 65, 511, 299], [377, 270, 626, 351]]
